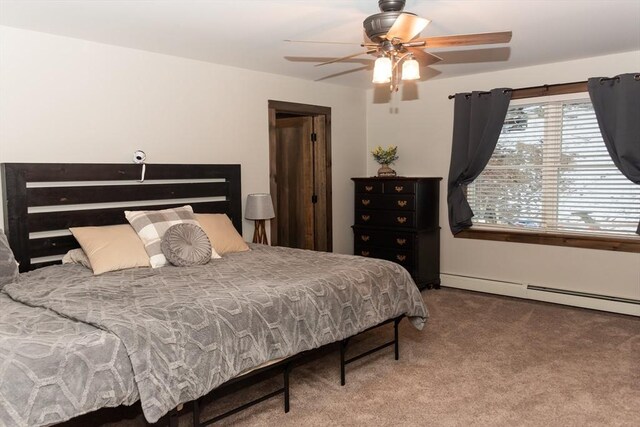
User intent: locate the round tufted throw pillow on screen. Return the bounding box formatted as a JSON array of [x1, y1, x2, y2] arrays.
[[161, 223, 213, 267]]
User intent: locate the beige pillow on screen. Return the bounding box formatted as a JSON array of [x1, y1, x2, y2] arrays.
[[125, 205, 199, 268], [195, 214, 250, 255], [69, 224, 150, 275]]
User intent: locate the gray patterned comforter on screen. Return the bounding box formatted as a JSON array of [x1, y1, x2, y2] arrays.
[[3, 244, 428, 424], [0, 293, 138, 427]]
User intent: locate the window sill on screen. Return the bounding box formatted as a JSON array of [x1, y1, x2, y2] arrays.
[[455, 228, 640, 253]]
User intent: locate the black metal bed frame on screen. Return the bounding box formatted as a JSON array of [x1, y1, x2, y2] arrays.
[[340, 316, 403, 386], [177, 315, 404, 427], [1, 163, 410, 426], [190, 359, 292, 426]]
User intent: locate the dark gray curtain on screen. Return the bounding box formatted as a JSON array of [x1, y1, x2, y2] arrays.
[[588, 73, 640, 234], [447, 88, 512, 234]]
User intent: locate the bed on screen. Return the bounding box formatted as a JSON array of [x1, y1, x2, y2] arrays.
[[0, 163, 428, 426]]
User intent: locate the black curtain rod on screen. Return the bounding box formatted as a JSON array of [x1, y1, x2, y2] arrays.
[[446, 75, 639, 100]]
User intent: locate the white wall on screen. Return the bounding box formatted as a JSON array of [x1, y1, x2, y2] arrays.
[[0, 26, 368, 254], [2, 26, 638, 308], [366, 51, 640, 302]]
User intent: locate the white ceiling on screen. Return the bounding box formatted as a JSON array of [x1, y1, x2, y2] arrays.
[[1, 0, 639, 89]]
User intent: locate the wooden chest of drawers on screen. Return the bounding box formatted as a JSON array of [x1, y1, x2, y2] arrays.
[[352, 177, 441, 290]]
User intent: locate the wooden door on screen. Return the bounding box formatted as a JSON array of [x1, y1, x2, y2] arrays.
[[275, 116, 315, 249], [268, 100, 332, 252]]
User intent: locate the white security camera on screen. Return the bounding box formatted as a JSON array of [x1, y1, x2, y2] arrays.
[[133, 150, 146, 164]]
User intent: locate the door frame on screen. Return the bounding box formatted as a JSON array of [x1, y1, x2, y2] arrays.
[[268, 100, 333, 251]]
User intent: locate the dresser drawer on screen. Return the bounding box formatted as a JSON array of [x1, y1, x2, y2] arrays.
[[354, 245, 377, 258], [384, 181, 416, 194], [379, 248, 414, 268], [355, 181, 383, 194], [354, 229, 415, 250], [355, 210, 416, 228], [355, 194, 415, 211], [355, 244, 414, 268]]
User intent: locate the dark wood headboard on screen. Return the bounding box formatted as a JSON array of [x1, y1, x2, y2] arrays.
[[1, 163, 242, 272]]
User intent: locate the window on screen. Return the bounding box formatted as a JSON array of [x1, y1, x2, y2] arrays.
[[467, 93, 640, 243]]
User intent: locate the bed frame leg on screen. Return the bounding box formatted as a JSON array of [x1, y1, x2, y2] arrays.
[[339, 316, 404, 386], [340, 338, 349, 386], [394, 317, 401, 361], [192, 399, 200, 427], [167, 408, 179, 427], [284, 363, 291, 413]]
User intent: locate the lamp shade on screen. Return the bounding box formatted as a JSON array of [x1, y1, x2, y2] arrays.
[[372, 56, 392, 84], [401, 56, 420, 81], [245, 193, 275, 220]]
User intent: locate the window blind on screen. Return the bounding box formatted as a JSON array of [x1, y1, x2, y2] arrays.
[[467, 95, 640, 237]]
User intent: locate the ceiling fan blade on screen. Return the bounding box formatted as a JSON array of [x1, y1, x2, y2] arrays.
[[285, 56, 373, 65], [385, 13, 431, 42], [283, 39, 362, 45], [315, 49, 377, 67], [432, 47, 511, 64], [403, 40, 426, 48], [406, 48, 443, 66], [316, 65, 374, 82], [413, 31, 512, 48]]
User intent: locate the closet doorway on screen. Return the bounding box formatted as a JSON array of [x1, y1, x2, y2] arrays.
[[268, 100, 332, 252]]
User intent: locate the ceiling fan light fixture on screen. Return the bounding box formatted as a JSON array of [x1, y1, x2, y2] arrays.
[[372, 56, 392, 83], [401, 56, 420, 81], [286, 0, 512, 93]]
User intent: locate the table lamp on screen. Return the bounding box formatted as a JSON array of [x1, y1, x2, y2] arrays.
[[245, 193, 275, 245]]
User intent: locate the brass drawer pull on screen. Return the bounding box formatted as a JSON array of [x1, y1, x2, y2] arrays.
[[397, 216, 407, 224], [361, 251, 370, 256], [361, 199, 371, 206], [365, 185, 374, 192], [361, 235, 370, 242], [396, 238, 407, 246], [396, 255, 407, 262], [397, 200, 407, 207], [395, 185, 404, 192], [361, 214, 371, 222]]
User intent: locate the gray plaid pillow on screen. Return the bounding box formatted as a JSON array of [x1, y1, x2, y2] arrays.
[[0, 230, 19, 289], [125, 205, 198, 268]]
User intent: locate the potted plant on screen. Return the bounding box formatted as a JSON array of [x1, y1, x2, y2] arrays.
[[371, 145, 399, 177]]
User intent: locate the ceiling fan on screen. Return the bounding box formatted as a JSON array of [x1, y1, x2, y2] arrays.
[[286, 0, 512, 91]]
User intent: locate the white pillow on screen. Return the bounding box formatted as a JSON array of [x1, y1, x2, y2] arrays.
[[62, 248, 92, 269]]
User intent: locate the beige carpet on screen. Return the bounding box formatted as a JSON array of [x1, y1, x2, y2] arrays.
[[110, 288, 640, 426]]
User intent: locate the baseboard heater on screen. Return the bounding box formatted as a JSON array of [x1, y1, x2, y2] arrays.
[[441, 273, 639, 316], [527, 285, 640, 305]]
